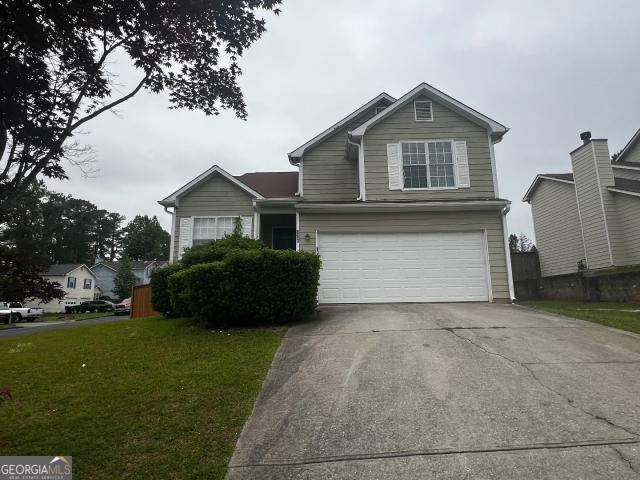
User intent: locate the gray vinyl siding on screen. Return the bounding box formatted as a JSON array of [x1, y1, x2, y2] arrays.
[[529, 180, 585, 277], [612, 167, 640, 181], [298, 210, 510, 300], [172, 173, 255, 260], [363, 95, 496, 201], [302, 108, 383, 202], [622, 140, 640, 163], [570, 142, 614, 269], [91, 264, 116, 298], [612, 193, 640, 266]]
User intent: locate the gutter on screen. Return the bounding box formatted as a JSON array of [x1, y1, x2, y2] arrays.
[[500, 202, 516, 301], [296, 200, 509, 213], [163, 205, 176, 264]]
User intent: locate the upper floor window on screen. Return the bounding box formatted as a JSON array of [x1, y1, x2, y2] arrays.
[[401, 141, 455, 189], [83, 278, 92, 289], [414, 101, 433, 121], [67, 276, 77, 289], [193, 217, 235, 246]]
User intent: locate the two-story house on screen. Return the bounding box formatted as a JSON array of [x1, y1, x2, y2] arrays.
[[26, 264, 97, 313], [159, 83, 514, 303], [524, 129, 640, 280], [91, 260, 168, 299]]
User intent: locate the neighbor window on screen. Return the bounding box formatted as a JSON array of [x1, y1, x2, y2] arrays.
[[193, 217, 235, 245], [83, 278, 92, 289], [414, 101, 433, 121], [401, 141, 455, 189], [67, 276, 77, 288]]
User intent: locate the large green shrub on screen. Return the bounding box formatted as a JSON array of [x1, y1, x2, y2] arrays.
[[167, 249, 321, 326], [181, 234, 264, 267], [150, 263, 184, 316]]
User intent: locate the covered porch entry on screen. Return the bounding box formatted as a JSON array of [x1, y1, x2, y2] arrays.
[[254, 199, 297, 250]]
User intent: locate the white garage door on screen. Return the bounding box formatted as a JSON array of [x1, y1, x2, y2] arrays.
[[317, 231, 489, 303]]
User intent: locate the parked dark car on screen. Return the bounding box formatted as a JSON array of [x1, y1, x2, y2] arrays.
[[67, 300, 115, 313], [114, 298, 131, 316]]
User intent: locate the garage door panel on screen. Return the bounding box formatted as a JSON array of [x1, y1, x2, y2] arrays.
[[317, 231, 489, 303]]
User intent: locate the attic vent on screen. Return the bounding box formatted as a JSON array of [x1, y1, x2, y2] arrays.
[[414, 101, 433, 121], [375, 106, 386, 114]]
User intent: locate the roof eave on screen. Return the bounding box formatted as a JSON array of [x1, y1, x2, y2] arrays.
[[523, 175, 575, 202]]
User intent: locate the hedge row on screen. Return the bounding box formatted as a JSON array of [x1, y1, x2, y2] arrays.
[[150, 237, 321, 326]]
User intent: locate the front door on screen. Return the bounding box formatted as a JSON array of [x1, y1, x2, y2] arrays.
[[272, 227, 296, 250]]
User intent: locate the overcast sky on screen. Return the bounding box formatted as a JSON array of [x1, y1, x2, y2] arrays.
[[48, 0, 640, 241]]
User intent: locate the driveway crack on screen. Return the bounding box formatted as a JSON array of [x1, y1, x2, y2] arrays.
[[610, 445, 640, 477], [445, 328, 640, 439]]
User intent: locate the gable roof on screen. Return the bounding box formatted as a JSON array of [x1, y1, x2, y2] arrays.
[[349, 82, 509, 143], [523, 173, 574, 202], [612, 159, 640, 170], [92, 260, 158, 272], [159, 165, 264, 207], [288, 93, 396, 163], [610, 177, 640, 197], [234, 172, 298, 198], [616, 127, 640, 163], [46, 264, 95, 278]]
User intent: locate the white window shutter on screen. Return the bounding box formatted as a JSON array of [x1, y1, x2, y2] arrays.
[[454, 141, 470, 188], [178, 217, 193, 259], [387, 143, 401, 190], [241, 216, 253, 238]]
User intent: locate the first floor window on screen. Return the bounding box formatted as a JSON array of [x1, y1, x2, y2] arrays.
[[401, 141, 455, 189], [84, 278, 92, 289], [193, 217, 236, 246], [67, 276, 76, 288]]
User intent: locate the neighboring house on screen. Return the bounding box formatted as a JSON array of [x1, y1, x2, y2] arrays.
[[90, 260, 167, 299], [159, 82, 514, 304], [524, 129, 640, 279], [25, 264, 97, 313]]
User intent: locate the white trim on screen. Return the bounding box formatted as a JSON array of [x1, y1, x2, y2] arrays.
[[169, 208, 176, 263], [488, 133, 499, 198], [253, 212, 259, 240], [482, 228, 493, 302], [523, 174, 575, 202], [295, 158, 304, 196], [359, 138, 366, 201], [414, 100, 433, 122], [296, 200, 509, 213], [612, 163, 640, 171], [501, 208, 515, 301], [288, 93, 396, 162], [159, 165, 264, 206], [398, 139, 458, 190], [295, 212, 300, 251], [608, 187, 640, 198], [350, 82, 508, 141], [616, 127, 640, 163], [592, 142, 614, 265]]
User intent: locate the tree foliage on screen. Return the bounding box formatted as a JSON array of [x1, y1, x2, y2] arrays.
[[121, 215, 170, 261], [509, 233, 536, 253], [0, 0, 282, 215], [113, 256, 138, 300]]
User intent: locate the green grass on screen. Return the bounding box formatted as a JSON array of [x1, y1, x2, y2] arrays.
[[39, 311, 115, 322], [520, 300, 640, 335], [0, 316, 285, 479]]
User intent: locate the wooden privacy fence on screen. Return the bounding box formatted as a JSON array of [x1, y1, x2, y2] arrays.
[[510, 252, 541, 300], [130, 284, 159, 318]]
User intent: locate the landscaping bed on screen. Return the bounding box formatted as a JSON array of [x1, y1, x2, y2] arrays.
[[520, 300, 640, 335], [0, 316, 285, 479]]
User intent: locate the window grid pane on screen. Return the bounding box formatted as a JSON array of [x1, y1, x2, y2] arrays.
[[193, 217, 237, 242], [428, 141, 455, 187], [402, 142, 428, 188]]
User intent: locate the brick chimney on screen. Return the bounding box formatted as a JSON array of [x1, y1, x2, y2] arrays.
[[569, 132, 617, 269]]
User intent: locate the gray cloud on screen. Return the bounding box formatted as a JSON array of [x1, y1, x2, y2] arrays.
[[47, 0, 640, 241]]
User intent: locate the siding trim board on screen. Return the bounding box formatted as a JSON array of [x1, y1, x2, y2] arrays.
[[590, 142, 614, 265], [609, 188, 640, 198]]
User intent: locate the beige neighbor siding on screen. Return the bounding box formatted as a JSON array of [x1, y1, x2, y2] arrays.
[[173, 173, 255, 260], [612, 167, 640, 181], [613, 193, 640, 266], [363, 95, 496, 201], [298, 210, 510, 300], [529, 180, 585, 277], [302, 108, 383, 202]]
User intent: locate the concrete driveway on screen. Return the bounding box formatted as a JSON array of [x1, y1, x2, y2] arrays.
[[227, 303, 640, 479]]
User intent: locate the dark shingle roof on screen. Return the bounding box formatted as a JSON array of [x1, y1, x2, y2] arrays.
[[46, 264, 85, 276], [612, 177, 640, 195], [234, 172, 298, 198]]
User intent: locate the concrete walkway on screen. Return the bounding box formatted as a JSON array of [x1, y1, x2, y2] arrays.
[[0, 315, 129, 339], [227, 303, 640, 479]]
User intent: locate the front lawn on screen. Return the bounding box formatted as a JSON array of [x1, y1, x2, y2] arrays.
[[0, 317, 285, 479], [520, 300, 640, 335]]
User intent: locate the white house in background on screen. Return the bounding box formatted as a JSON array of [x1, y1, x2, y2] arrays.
[[26, 264, 97, 313]]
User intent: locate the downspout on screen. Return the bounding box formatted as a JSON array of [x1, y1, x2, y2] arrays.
[[347, 136, 365, 201], [294, 156, 303, 197], [163, 205, 175, 264], [501, 203, 515, 301]]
